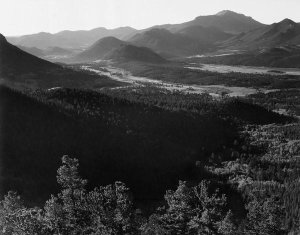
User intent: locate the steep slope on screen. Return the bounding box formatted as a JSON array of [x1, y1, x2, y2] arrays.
[[7, 27, 137, 49], [129, 28, 210, 57], [75, 37, 125, 62], [104, 44, 166, 63], [0, 34, 121, 89], [223, 19, 300, 49], [0, 33, 59, 76]]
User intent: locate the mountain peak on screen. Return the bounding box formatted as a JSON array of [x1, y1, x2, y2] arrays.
[[216, 10, 239, 16], [279, 18, 297, 25]]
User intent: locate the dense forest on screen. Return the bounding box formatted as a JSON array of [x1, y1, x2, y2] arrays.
[[1, 84, 299, 234], [247, 89, 300, 117]]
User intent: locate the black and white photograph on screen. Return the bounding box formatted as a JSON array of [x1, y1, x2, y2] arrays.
[[1, 0, 300, 234]]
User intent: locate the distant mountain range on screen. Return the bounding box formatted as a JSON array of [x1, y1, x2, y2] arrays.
[[5, 11, 264, 51], [7, 27, 137, 49], [3, 10, 300, 66]]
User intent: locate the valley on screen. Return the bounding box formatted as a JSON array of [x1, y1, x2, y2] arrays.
[[80, 63, 276, 97], [1, 7, 300, 234]]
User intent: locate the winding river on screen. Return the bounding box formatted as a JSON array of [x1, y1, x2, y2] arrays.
[[81, 65, 260, 97]]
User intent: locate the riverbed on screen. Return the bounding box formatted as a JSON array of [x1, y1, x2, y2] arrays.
[[81, 65, 260, 97], [185, 64, 300, 76]]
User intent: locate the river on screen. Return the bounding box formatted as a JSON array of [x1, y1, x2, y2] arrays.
[[185, 64, 300, 76], [81, 65, 261, 97]]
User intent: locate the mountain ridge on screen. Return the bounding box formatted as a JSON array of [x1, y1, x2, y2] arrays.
[[129, 28, 211, 57], [222, 18, 300, 49], [7, 27, 137, 49]]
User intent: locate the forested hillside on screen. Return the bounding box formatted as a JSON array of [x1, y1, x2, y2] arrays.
[[1, 85, 298, 234], [0, 86, 297, 234], [0, 85, 286, 206]]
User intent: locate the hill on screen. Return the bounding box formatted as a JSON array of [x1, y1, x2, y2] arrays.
[[104, 44, 166, 63], [75, 37, 125, 62], [7, 27, 137, 49], [223, 18, 300, 49], [75, 37, 166, 63], [129, 28, 210, 57]]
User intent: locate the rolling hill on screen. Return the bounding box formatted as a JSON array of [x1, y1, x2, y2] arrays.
[[104, 44, 166, 63], [75, 37, 125, 62], [74, 36, 166, 63]]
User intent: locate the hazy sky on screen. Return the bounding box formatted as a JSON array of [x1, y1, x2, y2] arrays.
[[1, 0, 300, 36]]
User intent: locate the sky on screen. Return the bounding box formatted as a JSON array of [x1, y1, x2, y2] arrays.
[[1, 0, 300, 36]]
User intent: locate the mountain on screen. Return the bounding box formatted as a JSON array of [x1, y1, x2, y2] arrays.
[[74, 37, 165, 63], [148, 10, 264, 35], [75, 37, 125, 62], [46, 47, 73, 56], [0, 34, 121, 89], [129, 28, 210, 57], [6, 10, 263, 51], [223, 18, 300, 49], [104, 44, 166, 63], [0, 33, 59, 76], [176, 25, 233, 42], [7, 27, 137, 49], [18, 46, 45, 57]]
